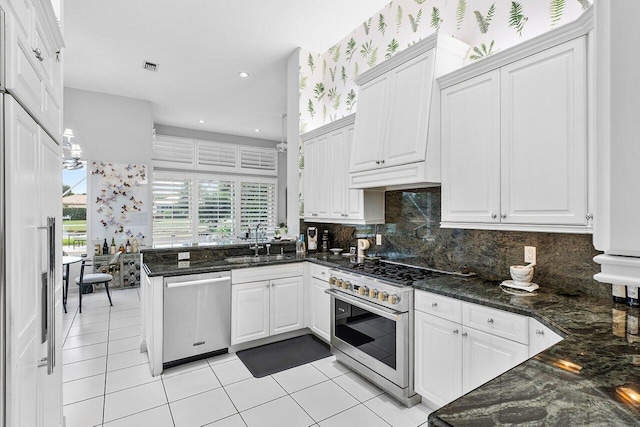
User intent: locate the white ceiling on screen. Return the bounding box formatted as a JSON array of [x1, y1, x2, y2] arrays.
[[63, 0, 390, 142]]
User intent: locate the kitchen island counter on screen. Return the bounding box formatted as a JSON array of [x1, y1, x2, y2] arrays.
[[415, 276, 640, 426]]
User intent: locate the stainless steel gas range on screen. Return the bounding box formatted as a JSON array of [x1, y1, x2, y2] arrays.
[[325, 260, 458, 407]]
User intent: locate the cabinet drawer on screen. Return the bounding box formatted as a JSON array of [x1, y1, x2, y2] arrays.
[[415, 290, 462, 324], [462, 302, 528, 344], [310, 264, 331, 281], [232, 263, 304, 284]]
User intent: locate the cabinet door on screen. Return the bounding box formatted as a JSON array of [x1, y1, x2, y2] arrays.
[[231, 281, 270, 345], [310, 278, 330, 342], [528, 319, 563, 357], [414, 311, 462, 408], [5, 97, 42, 427], [500, 38, 587, 225], [270, 276, 304, 336], [462, 327, 528, 394], [329, 129, 347, 219], [441, 71, 501, 224], [383, 51, 436, 168], [344, 124, 364, 220], [350, 76, 388, 172], [303, 138, 319, 218]]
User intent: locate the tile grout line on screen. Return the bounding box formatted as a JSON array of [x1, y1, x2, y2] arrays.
[[270, 374, 319, 424], [100, 306, 112, 427], [159, 376, 177, 427]]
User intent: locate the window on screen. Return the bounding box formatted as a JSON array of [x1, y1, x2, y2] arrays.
[[152, 171, 277, 247], [152, 173, 194, 247]]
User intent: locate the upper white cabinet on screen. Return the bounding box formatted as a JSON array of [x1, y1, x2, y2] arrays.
[[440, 32, 591, 233], [349, 33, 469, 190], [4, 0, 65, 142], [302, 115, 385, 224]]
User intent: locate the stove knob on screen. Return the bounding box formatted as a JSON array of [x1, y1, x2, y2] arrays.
[[388, 294, 400, 305], [341, 280, 350, 290], [369, 289, 379, 299], [358, 286, 369, 296], [378, 292, 388, 302], [335, 279, 343, 288], [328, 276, 336, 285]]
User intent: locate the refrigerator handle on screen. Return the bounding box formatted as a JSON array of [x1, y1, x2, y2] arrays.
[[47, 216, 55, 374]]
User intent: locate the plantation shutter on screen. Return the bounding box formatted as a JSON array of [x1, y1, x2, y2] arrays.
[[196, 141, 239, 172], [152, 136, 195, 169], [197, 178, 236, 240], [240, 180, 277, 233], [152, 172, 195, 247], [239, 147, 278, 176]]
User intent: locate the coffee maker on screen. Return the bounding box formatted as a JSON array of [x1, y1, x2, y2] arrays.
[[321, 229, 330, 253], [307, 227, 318, 253]]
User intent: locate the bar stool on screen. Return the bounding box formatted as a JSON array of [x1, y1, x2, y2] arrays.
[[74, 253, 120, 313]]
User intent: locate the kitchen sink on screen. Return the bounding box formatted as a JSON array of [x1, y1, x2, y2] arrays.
[[224, 255, 295, 264]]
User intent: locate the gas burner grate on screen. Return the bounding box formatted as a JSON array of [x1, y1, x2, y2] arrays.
[[343, 262, 443, 286]]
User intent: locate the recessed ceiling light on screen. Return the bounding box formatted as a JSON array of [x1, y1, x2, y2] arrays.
[[254, 128, 261, 133], [238, 71, 250, 78], [199, 120, 205, 124]]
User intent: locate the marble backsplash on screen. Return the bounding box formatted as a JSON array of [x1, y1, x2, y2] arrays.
[[302, 188, 609, 299]]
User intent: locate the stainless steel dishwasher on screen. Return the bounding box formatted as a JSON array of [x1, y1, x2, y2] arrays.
[[163, 271, 231, 368]]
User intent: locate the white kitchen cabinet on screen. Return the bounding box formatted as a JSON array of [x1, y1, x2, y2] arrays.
[[528, 318, 563, 357], [302, 115, 384, 224], [231, 281, 271, 345], [349, 33, 469, 189], [441, 71, 501, 224], [414, 290, 560, 409], [231, 266, 304, 345], [462, 326, 528, 394], [309, 277, 331, 342], [414, 310, 462, 407], [4, 0, 64, 142], [440, 35, 590, 233], [270, 276, 305, 335]]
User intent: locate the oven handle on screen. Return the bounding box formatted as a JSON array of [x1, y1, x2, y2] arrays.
[[325, 288, 405, 320]]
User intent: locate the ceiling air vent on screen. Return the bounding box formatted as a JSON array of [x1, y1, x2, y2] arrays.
[[143, 61, 159, 72]]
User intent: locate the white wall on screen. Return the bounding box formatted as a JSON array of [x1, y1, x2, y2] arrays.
[[64, 87, 153, 163]]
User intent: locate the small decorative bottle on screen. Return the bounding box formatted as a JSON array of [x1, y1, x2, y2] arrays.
[[125, 240, 132, 253], [132, 237, 139, 253], [103, 238, 109, 255], [109, 237, 116, 255]]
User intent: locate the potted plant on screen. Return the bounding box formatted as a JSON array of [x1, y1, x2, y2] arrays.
[[278, 222, 288, 238]]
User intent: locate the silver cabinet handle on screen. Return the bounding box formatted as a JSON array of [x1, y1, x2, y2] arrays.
[[431, 302, 437, 308], [33, 47, 44, 62], [487, 318, 494, 324], [312, 213, 318, 216], [500, 213, 507, 219], [266, 284, 270, 288], [491, 213, 497, 219], [586, 213, 593, 220], [380, 160, 385, 164], [375, 160, 380, 164], [453, 329, 459, 335], [462, 332, 468, 337]]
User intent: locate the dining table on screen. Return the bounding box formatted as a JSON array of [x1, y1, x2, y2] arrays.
[[62, 255, 83, 313]]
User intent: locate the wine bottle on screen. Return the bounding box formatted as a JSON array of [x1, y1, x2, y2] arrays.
[[628, 286, 640, 308], [125, 240, 131, 253], [110, 237, 116, 255], [103, 239, 109, 255], [613, 284, 628, 304]]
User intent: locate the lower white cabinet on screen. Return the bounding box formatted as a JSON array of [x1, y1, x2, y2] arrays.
[[461, 326, 528, 394], [309, 277, 331, 342], [414, 311, 463, 407], [414, 290, 560, 408], [231, 276, 304, 345]]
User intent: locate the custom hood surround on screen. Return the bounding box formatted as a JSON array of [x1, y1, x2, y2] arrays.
[[348, 32, 469, 191]]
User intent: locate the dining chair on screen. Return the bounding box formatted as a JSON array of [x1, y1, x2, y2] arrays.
[[74, 252, 120, 313]]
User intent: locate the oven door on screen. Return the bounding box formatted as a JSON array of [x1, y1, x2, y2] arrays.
[[327, 289, 409, 388]]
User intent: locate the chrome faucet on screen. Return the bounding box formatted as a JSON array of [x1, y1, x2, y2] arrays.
[[251, 223, 264, 256]]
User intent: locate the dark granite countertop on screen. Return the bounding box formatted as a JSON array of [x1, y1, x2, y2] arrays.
[[416, 276, 640, 426]]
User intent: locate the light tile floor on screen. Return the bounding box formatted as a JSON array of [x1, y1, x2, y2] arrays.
[[62, 288, 433, 427]]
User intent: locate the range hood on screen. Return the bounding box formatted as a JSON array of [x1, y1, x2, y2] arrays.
[[348, 33, 469, 191]]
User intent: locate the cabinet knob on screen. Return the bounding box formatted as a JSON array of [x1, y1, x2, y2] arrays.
[[381, 160, 385, 164], [491, 213, 497, 219], [375, 160, 380, 164], [453, 329, 459, 335], [431, 302, 438, 308], [586, 213, 593, 220], [32, 47, 44, 62], [462, 332, 468, 337], [500, 214, 507, 219], [487, 318, 494, 324], [266, 284, 269, 288]]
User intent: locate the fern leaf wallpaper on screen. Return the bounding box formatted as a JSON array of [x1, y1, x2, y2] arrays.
[[297, 0, 591, 216]]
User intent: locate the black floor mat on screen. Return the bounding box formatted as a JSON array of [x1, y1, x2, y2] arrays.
[[237, 334, 331, 378]]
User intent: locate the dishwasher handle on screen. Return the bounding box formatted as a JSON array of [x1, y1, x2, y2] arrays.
[[166, 276, 230, 289]]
